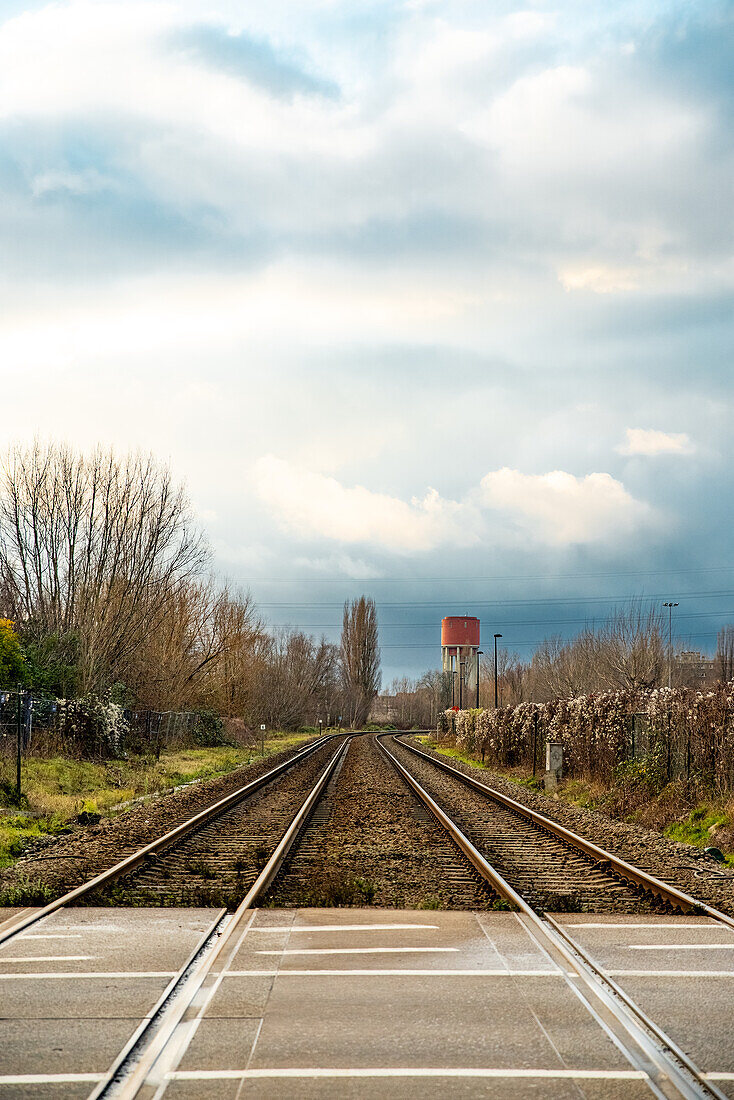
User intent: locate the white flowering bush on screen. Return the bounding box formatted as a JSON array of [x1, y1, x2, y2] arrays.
[[58, 693, 129, 757], [441, 681, 734, 788]]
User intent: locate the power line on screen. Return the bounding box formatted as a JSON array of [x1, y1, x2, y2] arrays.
[[379, 630, 724, 650], [258, 589, 734, 609], [268, 609, 734, 630], [247, 566, 734, 583]]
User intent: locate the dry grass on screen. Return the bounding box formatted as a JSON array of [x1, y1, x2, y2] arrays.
[[0, 730, 313, 869]]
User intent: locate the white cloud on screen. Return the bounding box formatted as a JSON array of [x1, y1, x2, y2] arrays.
[[254, 456, 476, 554], [617, 428, 694, 456], [478, 467, 648, 544], [30, 168, 112, 198], [558, 263, 641, 294], [255, 458, 650, 551]]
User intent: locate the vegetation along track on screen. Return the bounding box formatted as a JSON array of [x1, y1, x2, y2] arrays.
[[386, 735, 674, 913]]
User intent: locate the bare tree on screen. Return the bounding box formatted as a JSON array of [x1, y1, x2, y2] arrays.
[[340, 596, 381, 727], [529, 635, 592, 700], [251, 628, 340, 730], [718, 626, 734, 683], [0, 441, 208, 694], [595, 602, 665, 690]]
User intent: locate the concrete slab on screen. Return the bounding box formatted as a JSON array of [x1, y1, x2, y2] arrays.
[[554, 912, 734, 1087], [3, 907, 733, 1099], [0, 1085, 92, 1100], [615, 979, 734, 1076], [178, 909, 630, 1087], [0, 1017, 137, 1074], [247, 973, 567, 1069], [0, 908, 216, 974], [177, 1020, 262, 1071], [0, 974, 174, 1020], [0, 907, 221, 1096]]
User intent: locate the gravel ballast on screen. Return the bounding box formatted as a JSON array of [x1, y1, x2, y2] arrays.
[[265, 733, 496, 909], [0, 736, 330, 902], [407, 736, 734, 916]]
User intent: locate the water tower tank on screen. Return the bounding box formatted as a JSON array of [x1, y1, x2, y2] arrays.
[[441, 616, 480, 649], [441, 616, 480, 707]]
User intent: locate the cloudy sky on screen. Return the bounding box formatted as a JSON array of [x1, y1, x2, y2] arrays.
[[1, 0, 732, 682]]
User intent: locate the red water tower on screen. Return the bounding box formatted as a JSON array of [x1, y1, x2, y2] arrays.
[[441, 616, 480, 707]]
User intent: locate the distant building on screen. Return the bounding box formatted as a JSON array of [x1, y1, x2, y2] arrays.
[[370, 694, 399, 722], [675, 650, 717, 687]]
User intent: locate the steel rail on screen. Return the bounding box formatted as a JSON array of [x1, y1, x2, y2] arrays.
[[0, 733, 338, 948], [109, 735, 352, 1099], [86, 908, 228, 1100], [377, 734, 724, 1100], [396, 735, 734, 931]]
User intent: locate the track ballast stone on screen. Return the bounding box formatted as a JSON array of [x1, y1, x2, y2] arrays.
[[0, 736, 332, 902], [265, 734, 497, 909], [408, 736, 734, 916]]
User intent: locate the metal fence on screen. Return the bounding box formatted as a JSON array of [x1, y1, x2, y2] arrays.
[[0, 690, 238, 801], [440, 691, 734, 793]]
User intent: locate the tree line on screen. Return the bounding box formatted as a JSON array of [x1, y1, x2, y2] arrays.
[[0, 442, 381, 735], [380, 604, 733, 728]]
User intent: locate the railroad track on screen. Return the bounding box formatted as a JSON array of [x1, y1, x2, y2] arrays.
[[2, 731, 733, 1098], [0, 732, 344, 945], [265, 732, 494, 909], [389, 734, 734, 927]]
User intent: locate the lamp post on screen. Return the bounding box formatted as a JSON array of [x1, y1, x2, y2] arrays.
[[663, 602, 678, 690], [476, 651, 483, 708], [493, 634, 502, 709]]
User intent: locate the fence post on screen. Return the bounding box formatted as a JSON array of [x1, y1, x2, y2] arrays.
[[15, 690, 22, 803], [154, 714, 163, 762], [666, 705, 672, 780]]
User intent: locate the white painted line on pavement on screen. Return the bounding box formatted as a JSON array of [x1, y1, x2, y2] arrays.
[[252, 924, 440, 933], [14, 934, 83, 940], [0, 970, 176, 979], [0, 955, 94, 963], [169, 1068, 648, 1081], [608, 969, 734, 978], [0, 1074, 104, 1084], [226, 969, 562, 977], [628, 944, 734, 950], [257, 947, 459, 956]]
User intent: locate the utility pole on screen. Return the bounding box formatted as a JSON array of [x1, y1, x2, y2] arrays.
[[493, 634, 502, 708], [476, 651, 483, 708], [663, 602, 678, 690]]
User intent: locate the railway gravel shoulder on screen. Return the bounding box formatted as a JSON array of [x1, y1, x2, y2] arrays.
[[0, 736, 329, 901], [406, 736, 734, 915], [390, 737, 671, 912], [94, 740, 341, 907], [265, 734, 497, 909]]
